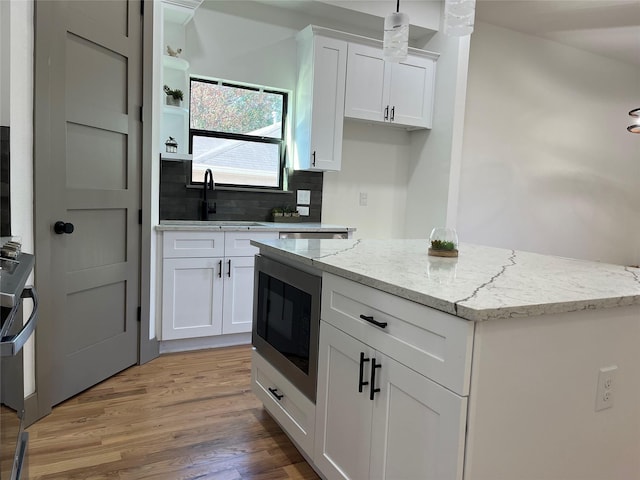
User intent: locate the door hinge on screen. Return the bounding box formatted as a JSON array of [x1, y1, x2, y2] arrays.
[[138, 209, 142, 224], [139, 105, 143, 123], [137, 306, 141, 322], [140, 1, 144, 16]]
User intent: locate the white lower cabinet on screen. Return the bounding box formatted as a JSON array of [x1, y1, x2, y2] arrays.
[[162, 257, 224, 340], [252, 350, 316, 454], [161, 230, 278, 340], [315, 322, 467, 480], [221, 255, 256, 334]]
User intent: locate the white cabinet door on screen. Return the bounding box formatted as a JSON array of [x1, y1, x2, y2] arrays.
[[161, 257, 223, 340], [369, 352, 467, 480], [344, 42, 437, 129], [222, 256, 255, 334], [315, 322, 374, 480], [295, 27, 347, 171], [388, 56, 436, 128], [344, 43, 387, 122]]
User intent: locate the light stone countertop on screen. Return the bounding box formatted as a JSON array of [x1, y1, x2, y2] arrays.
[[156, 220, 355, 233], [251, 238, 640, 322]]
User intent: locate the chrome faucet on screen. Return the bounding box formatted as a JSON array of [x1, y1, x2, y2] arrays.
[[201, 169, 216, 220]]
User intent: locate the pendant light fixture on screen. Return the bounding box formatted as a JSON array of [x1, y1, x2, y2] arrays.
[[383, 0, 409, 63], [627, 108, 640, 134], [443, 0, 476, 37]]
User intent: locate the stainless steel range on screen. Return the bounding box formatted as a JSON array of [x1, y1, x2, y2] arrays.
[[0, 245, 37, 480]]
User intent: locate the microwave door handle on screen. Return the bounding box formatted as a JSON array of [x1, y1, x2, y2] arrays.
[[0, 286, 39, 357]]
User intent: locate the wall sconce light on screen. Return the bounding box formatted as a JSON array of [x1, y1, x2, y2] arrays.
[[627, 108, 640, 134], [383, 0, 409, 63], [443, 0, 476, 37]]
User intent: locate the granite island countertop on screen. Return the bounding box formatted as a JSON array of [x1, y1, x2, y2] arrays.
[[251, 238, 640, 322]]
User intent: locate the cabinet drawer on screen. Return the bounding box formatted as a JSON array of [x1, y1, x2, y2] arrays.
[[321, 273, 474, 396], [224, 231, 279, 257], [163, 231, 225, 258], [251, 350, 315, 454]]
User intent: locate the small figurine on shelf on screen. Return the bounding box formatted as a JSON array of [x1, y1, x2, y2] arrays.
[[165, 137, 178, 153], [166, 45, 182, 57]]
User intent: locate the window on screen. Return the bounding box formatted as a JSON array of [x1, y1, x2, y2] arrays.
[[189, 78, 287, 189]]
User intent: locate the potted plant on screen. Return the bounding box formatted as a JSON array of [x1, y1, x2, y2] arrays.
[[271, 207, 283, 220], [163, 85, 184, 107], [276, 206, 300, 223], [428, 228, 459, 257]]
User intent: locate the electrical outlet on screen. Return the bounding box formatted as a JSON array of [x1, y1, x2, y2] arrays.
[[595, 365, 617, 411], [359, 192, 368, 206]]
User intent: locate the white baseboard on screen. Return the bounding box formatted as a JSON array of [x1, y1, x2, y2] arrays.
[[159, 332, 252, 354]]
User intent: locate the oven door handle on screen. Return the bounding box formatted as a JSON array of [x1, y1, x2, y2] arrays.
[[1, 286, 39, 357]]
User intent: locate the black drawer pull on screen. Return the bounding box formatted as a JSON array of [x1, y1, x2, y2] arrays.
[[358, 351, 370, 393], [370, 358, 381, 401], [268, 387, 283, 401], [227, 259, 231, 277], [360, 314, 387, 329]]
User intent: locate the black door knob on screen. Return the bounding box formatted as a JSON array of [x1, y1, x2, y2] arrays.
[[54, 221, 75, 234]]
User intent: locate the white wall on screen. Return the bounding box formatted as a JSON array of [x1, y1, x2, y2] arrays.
[[457, 22, 640, 266], [403, 30, 471, 239], [322, 121, 410, 238], [187, 4, 303, 91]]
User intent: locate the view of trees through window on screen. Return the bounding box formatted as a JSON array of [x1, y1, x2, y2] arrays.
[[189, 78, 286, 188]]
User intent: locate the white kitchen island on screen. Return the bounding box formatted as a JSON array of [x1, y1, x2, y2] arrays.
[[251, 239, 640, 480]]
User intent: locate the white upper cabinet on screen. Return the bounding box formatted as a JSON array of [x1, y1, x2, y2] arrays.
[[345, 42, 438, 129], [294, 26, 347, 171]]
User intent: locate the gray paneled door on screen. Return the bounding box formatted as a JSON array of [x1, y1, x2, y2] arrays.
[[34, 0, 142, 407]]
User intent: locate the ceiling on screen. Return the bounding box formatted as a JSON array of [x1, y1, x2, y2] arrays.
[[206, 1, 640, 67], [475, 0, 640, 66]]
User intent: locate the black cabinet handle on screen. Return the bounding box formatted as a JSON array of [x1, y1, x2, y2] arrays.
[[218, 260, 222, 278], [268, 387, 284, 401], [227, 259, 231, 277], [369, 358, 381, 400], [54, 221, 74, 234], [358, 351, 370, 393], [390, 106, 395, 121], [360, 314, 387, 329], [312, 150, 316, 167], [384, 105, 389, 120]]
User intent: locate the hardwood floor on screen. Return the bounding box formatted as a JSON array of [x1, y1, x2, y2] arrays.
[[27, 345, 320, 480]]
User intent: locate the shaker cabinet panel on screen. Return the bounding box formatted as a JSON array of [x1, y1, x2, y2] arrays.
[[222, 256, 256, 335], [294, 26, 347, 171], [161, 257, 223, 340], [370, 352, 467, 480], [163, 231, 225, 258], [344, 43, 387, 122], [314, 322, 374, 480]]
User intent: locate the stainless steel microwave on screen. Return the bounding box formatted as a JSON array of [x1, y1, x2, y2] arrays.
[[252, 255, 321, 402]]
